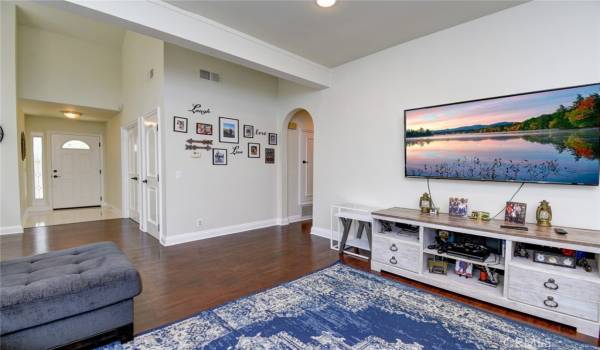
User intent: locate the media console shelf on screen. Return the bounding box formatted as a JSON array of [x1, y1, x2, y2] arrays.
[[371, 207, 600, 338]]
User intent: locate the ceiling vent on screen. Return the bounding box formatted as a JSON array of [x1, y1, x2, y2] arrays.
[[200, 69, 220, 82]]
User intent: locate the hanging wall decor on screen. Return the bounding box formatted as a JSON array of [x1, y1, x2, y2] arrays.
[[186, 138, 213, 145], [230, 145, 243, 156], [196, 123, 213, 135], [265, 148, 275, 164], [248, 143, 261, 158], [188, 103, 211, 115], [213, 148, 228, 165], [255, 129, 267, 136], [268, 133, 278, 145], [173, 116, 188, 133], [219, 117, 239, 144], [243, 125, 254, 138], [185, 144, 211, 151]]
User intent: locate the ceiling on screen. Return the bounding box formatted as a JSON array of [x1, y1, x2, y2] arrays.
[[166, 0, 526, 67], [20, 99, 120, 123], [17, 2, 125, 48]]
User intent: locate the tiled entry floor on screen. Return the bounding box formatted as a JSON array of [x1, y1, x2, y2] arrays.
[[23, 206, 122, 228]]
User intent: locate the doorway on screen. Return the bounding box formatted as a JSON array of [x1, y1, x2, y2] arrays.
[[50, 133, 102, 209], [285, 109, 314, 222]]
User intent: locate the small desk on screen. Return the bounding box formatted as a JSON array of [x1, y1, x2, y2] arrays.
[[330, 203, 381, 259]]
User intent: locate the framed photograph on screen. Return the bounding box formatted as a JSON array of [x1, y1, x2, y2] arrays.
[[212, 148, 227, 165], [173, 116, 188, 133], [265, 148, 275, 164], [449, 197, 469, 217], [268, 133, 278, 145], [248, 142, 260, 158], [505, 202, 527, 225], [219, 117, 239, 144], [243, 125, 254, 138], [196, 123, 213, 135]]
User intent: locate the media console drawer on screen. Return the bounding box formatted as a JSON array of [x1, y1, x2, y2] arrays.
[[373, 235, 419, 273]]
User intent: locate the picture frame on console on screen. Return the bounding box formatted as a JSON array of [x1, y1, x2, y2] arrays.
[[504, 202, 527, 225]]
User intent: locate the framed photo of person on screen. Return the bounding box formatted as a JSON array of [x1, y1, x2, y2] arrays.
[[268, 133, 278, 145], [212, 148, 227, 165], [505, 202, 527, 225], [243, 125, 254, 138], [248, 143, 260, 158], [173, 116, 188, 133], [449, 197, 469, 217], [196, 123, 213, 135], [219, 117, 239, 144], [265, 148, 275, 164]]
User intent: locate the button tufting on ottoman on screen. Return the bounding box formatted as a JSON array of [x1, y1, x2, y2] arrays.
[[1, 242, 142, 350]]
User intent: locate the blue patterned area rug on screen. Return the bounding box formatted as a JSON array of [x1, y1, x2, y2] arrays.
[[101, 263, 594, 349]]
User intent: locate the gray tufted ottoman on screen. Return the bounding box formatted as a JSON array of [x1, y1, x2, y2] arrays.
[[1, 242, 142, 350]]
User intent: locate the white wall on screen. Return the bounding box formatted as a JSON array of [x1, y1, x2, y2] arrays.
[[286, 110, 313, 219], [163, 43, 279, 241], [278, 1, 600, 232], [18, 25, 121, 110], [0, 2, 23, 234]]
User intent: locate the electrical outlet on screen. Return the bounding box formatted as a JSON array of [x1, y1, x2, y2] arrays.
[[196, 219, 203, 227]]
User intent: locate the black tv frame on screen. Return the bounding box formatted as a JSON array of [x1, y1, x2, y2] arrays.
[[403, 82, 600, 186]]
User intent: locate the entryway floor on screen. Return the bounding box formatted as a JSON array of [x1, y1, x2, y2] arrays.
[[23, 206, 122, 228]]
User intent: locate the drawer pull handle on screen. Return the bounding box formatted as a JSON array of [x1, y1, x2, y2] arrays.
[[543, 278, 559, 290], [389, 257, 397, 265], [543, 296, 558, 308], [389, 244, 398, 252]]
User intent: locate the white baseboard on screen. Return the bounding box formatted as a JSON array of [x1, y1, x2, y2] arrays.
[[163, 218, 279, 246], [276, 217, 289, 226], [310, 226, 332, 239], [0, 225, 24, 235], [288, 215, 312, 223]]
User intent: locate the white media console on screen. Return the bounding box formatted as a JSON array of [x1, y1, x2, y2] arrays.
[[369, 207, 600, 338]]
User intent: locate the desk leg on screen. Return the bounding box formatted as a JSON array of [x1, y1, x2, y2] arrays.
[[339, 218, 352, 253]]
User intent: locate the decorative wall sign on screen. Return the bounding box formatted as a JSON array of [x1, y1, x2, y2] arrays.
[[248, 143, 261, 158], [196, 123, 213, 135], [219, 117, 239, 144], [173, 116, 188, 133], [265, 148, 275, 164], [268, 133, 278, 145], [243, 125, 254, 138], [186, 138, 213, 145], [185, 144, 211, 151], [188, 104, 211, 115], [230, 145, 243, 156], [255, 129, 267, 136], [213, 148, 228, 165]]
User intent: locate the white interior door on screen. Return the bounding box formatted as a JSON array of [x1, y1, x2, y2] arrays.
[[51, 134, 101, 209], [299, 130, 313, 204], [141, 113, 160, 238], [127, 125, 140, 222]]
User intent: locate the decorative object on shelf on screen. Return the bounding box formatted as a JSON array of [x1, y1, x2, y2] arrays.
[[196, 123, 213, 135], [173, 116, 188, 133], [188, 103, 211, 115], [427, 257, 448, 275], [243, 125, 254, 138], [230, 145, 243, 156], [20, 132, 26, 161], [554, 228, 568, 235], [536, 200, 552, 227], [265, 148, 275, 164], [268, 133, 278, 145], [454, 260, 473, 278], [248, 143, 260, 158], [577, 257, 593, 272], [287, 121, 297, 130], [505, 201, 527, 225], [449, 197, 468, 217], [533, 250, 576, 269], [186, 138, 213, 145], [185, 144, 211, 151], [513, 242, 529, 258], [429, 206, 439, 216], [419, 193, 431, 214], [477, 265, 499, 287], [0, 126, 4, 143], [219, 117, 239, 144], [212, 148, 227, 165], [469, 211, 490, 221]]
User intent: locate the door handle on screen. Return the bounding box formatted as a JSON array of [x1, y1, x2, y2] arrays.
[[142, 179, 148, 184], [53, 175, 60, 178], [302, 160, 307, 164], [130, 177, 138, 181]]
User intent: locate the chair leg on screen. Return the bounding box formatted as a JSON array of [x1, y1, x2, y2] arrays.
[[118, 323, 134, 343]]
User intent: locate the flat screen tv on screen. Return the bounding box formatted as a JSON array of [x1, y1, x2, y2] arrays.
[[404, 83, 600, 186]]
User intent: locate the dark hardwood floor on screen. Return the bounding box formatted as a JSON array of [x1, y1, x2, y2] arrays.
[[1, 219, 597, 346]]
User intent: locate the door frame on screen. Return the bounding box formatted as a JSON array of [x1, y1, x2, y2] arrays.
[[49, 131, 104, 210], [120, 119, 141, 223], [298, 129, 313, 206]]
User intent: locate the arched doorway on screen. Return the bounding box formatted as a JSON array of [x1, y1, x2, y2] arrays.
[[281, 108, 314, 224]]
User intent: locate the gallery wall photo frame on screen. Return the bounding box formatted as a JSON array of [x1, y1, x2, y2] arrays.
[[265, 148, 275, 164], [219, 117, 240, 144], [243, 125, 254, 138], [196, 123, 213, 135], [173, 116, 188, 133], [213, 148, 228, 165], [248, 142, 261, 158], [268, 133, 278, 145]]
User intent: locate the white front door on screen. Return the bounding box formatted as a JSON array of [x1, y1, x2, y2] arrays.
[[141, 113, 160, 238], [51, 134, 101, 209], [299, 130, 313, 204], [127, 125, 140, 222]]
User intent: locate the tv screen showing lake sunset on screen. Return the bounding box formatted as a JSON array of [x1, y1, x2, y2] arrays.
[[405, 83, 600, 185]]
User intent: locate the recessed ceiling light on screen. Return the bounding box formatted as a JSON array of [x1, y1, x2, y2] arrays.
[[316, 0, 337, 8], [62, 111, 82, 119]]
